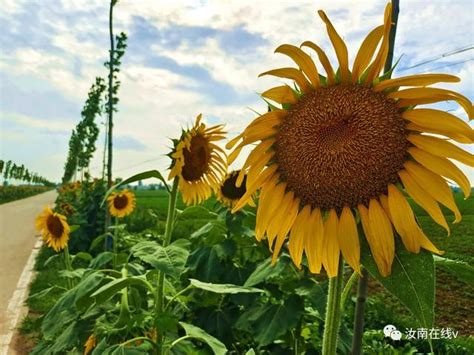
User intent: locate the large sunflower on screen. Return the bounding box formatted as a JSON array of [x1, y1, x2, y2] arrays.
[[35, 206, 71, 252], [107, 189, 136, 218], [227, 3, 473, 277], [168, 114, 227, 205]]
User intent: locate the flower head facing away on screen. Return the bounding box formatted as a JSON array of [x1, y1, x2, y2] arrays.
[[107, 189, 136, 218], [168, 114, 227, 205], [35, 206, 71, 252], [227, 2, 473, 277], [217, 171, 252, 208]]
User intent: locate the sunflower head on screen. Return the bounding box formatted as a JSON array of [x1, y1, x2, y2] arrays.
[[35, 206, 70, 252], [216, 170, 253, 208], [227, 2, 473, 277], [168, 114, 227, 205], [107, 189, 136, 218], [59, 202, 75, 216], [84, 334, 97, 355]]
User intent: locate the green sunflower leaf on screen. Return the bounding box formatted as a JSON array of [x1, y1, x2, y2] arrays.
[[434, 256, 474, 288], [131, 239, 190, 279], [177, 322, 227, 355], [189, 279, 264, 294], [361, 237, 435, 328]]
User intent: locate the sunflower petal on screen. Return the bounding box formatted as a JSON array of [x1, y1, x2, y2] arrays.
[[261, 85, 298, 105], [364, 3, 392, 84], [259, 67, 312, 93], [337, 207, 361, 272], [387, 185, 421, 253], [272, 196, 300, 265], [398, 169, 449, 235], [322, 209, 340, 277], [403, 109, 473, 142], [289, 205, 312, 268], [317, 10, 350, 83], [275, 44, 320, 87], [352, 25, 384, 82], [406, 122, 473, 144], [375, 74, 460, 91], [404, 161, 462, 223], [408, 147, 471, 198], [305, 208, 324, 274], [389, 88, 473, 119], [301, 41, 335, 85], [367, 199, 395, 277], [408, 134, 474, 167]]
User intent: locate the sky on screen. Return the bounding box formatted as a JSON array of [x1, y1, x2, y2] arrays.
[[0, 0, 473, 185]]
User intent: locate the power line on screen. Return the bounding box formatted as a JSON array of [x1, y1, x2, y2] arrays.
[[425, 58, 474, 72], [400, 44, 473, 71]]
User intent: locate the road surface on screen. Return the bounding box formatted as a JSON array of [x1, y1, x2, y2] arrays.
[[0, 190, 57, 350]]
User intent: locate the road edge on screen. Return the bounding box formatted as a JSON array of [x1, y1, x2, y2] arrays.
[[0, 238, 42, 355]]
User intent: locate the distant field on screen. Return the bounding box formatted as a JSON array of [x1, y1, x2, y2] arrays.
[[0, 185, 53, 204]]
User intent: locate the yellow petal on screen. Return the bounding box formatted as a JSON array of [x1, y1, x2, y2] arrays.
[[305, 208, 324, 274], [337, 206, 361, 273], [301, 41, 335, 85], [289, 205, 312, 268], [261, 85, 297, 105], [389, 88, 473, 119], [375, 74, 460, 91], [406, 122, 473, 144], [322, 209, 340, 277], [387, 184, 421, 253], [232, 165, 277, 212], [364, 3, 392, 84], [367, 199, 395, 277], [398, 169, 449, 235], [352, 25, 384, 83], [267, 191, 295, 249], [408, 134, 474, 167], [317, 10, 350, 83], [255, 178, 284, 241], [272, 196, 300, 265], [404, 161, 462, 223], [259, 67, 312, 93], [275, 44, 320, 87], [408, 147, 471, 198], [403, 109, 473, 142]]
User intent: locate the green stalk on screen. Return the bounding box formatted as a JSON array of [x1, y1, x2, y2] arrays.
[[115, 266, 130, 328], [113, 217, 118, 269], [322, 260, 344, 355], [340, 271, 359, 312], [63, 245, 73, 289], [155, 178, 179, 354]]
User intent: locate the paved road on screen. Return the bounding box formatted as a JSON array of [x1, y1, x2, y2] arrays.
[[0, 190, 57, 340]]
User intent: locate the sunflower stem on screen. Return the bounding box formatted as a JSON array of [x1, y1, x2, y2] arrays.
[[322, 259, 344, 355], [113, 217, 118, 269], [63, 245, 73, 290], [155, 178, 179, 355], [351, 268, 369, 355]]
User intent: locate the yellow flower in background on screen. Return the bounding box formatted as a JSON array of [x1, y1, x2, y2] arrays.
[[83, 334, 96, 355], [217, 171, 254, 208], [169, 114, 227, 205], [227, 2, 473, 277], [108, 189, 136, 218], [35, 206, 71, 252]]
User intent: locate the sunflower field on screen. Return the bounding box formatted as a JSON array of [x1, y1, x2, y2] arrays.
[[4, 0, 474, 354]]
